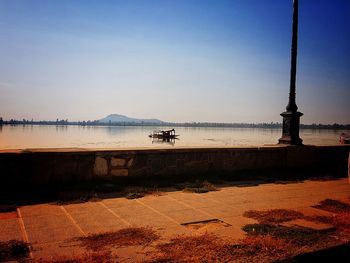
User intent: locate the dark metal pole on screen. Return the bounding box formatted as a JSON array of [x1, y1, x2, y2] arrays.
[[279, 0, 303, 145], [286, 0, 298, 112]]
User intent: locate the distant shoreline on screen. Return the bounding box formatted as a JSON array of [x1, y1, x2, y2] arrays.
[[1, 120, 350, 130]]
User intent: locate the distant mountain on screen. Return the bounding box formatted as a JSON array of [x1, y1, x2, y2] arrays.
[[98, 114, 163, 124]]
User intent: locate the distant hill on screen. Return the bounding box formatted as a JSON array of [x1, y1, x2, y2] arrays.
[[98, 114, 163, 124]]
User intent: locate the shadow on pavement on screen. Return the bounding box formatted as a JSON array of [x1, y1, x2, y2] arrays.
[[0, 168, 345, 208]]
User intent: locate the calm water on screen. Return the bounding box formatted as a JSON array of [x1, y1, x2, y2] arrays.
[[0, 125, 346, 150]]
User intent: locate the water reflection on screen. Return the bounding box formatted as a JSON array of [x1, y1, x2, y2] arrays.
[[150, 137, 177, 146], [105, 126, 139, 136], [55, 125, 68, 133], [0, 125, 346, 149]]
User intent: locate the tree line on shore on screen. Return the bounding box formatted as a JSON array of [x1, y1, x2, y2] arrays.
[[0, 117, 349, 130]]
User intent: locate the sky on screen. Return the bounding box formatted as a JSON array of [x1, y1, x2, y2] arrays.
[[0, 0, 349, 124]]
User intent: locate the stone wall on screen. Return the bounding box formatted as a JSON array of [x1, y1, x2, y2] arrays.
[[348, 151, 350, 183], [0, 145, 349, 187]]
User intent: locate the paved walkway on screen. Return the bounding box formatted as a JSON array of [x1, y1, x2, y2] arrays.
[[1, 178, 350, 261]]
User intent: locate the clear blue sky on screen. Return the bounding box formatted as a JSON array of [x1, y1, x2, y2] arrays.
[[0, 0, 349, 124]]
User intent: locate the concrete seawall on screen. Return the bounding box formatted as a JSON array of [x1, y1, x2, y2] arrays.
[[1, 145, 349, 187]]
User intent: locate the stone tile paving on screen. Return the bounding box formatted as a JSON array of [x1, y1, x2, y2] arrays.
[[25, 225, 82, 244], [0, 218, 23, 242], [20, 204, 63, 217], [62, 209, 127, 235], [0, 178, 349, 261]]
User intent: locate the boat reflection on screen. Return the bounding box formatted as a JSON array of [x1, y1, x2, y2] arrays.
[[150, 137, 178, 146]]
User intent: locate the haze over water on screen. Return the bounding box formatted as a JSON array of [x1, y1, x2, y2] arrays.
[[1, 1, 349, 125], [0, 125, 345, 150]]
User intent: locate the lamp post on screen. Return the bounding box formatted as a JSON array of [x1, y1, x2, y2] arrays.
[[279, 0, 303, 145]]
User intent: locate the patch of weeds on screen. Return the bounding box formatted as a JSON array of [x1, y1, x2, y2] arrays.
[[147, 187, 164, 197], [306, 213, 350, 235], [148, 233, 235, 262], [311, 199, 350, 235], [242, 224, 277, 236], [124, 187, 162, 199], [313, 199, 350, 213], [242, 223, 333, 247], [309, 175, 339, 181], [274, 180, 304, 185], [183, 188, 209, 194], [38, 251, 115, 263], [331, 212, 350, 228], [124, 187, 147, 199], [78, 227, 159, 251], [182, 180, 218, 193], [243, 209, 304, 224], [147, 233, 292, 263], [125, 192, 145, 199], [55, 191, 101, 205], [239, 181, 267, 187], [235, 235, 292, 258], [306, 213, 350, 234], [0, 240, 30, 262]]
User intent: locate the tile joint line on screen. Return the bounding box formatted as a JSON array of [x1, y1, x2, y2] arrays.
[[136, 199, 180, 225], [99, 201, 132, 227], [16, 208, 34, 259], [165, 195, 218, 219], [60, 206, 87, 237]]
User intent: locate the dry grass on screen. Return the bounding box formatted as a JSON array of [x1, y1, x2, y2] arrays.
[[37, 197, 350, 263], [238, 200, 350, 261], [332, 212, 350, 228], [0, 240, 30, 262], [243, 209, 304, 224], [307, 213, 350, 229], [236, 235, 292, 258], [39, 251, 116, 263], [78, 227, 159, 251], [312, 199, 350, 213], [147, 233, 293, 263], [124, 187, 162, 199], [12, 198, 350, 262], [125, 192, 145, 199], [308, 199, 350, 235], [182, 180, 218, 193], [242, 223, 333, 247], [56, 191, 101, 205], [147, 233, 235, 262]]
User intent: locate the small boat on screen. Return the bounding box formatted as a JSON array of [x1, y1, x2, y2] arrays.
[[149, 129, 179, 139], [339, 133, 350, 144]]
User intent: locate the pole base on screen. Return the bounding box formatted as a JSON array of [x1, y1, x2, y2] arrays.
[[278, 111, 303, 145], [279, 136, 303, 145]]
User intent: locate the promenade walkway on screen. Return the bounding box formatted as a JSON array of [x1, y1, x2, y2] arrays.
[[1, 178, 349, 262]]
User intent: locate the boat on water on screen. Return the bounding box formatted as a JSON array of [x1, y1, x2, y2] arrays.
[[339, 133, 350, 144], [149, 129, 179, 139]]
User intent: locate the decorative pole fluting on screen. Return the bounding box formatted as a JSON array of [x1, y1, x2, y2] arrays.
[[279, 0, 303, 145]]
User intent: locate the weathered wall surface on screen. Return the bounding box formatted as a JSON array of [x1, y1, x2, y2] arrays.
[[0, 145, 349, 186]]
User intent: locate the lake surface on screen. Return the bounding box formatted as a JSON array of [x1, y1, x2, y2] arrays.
[[0, 125, 346, 150]]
